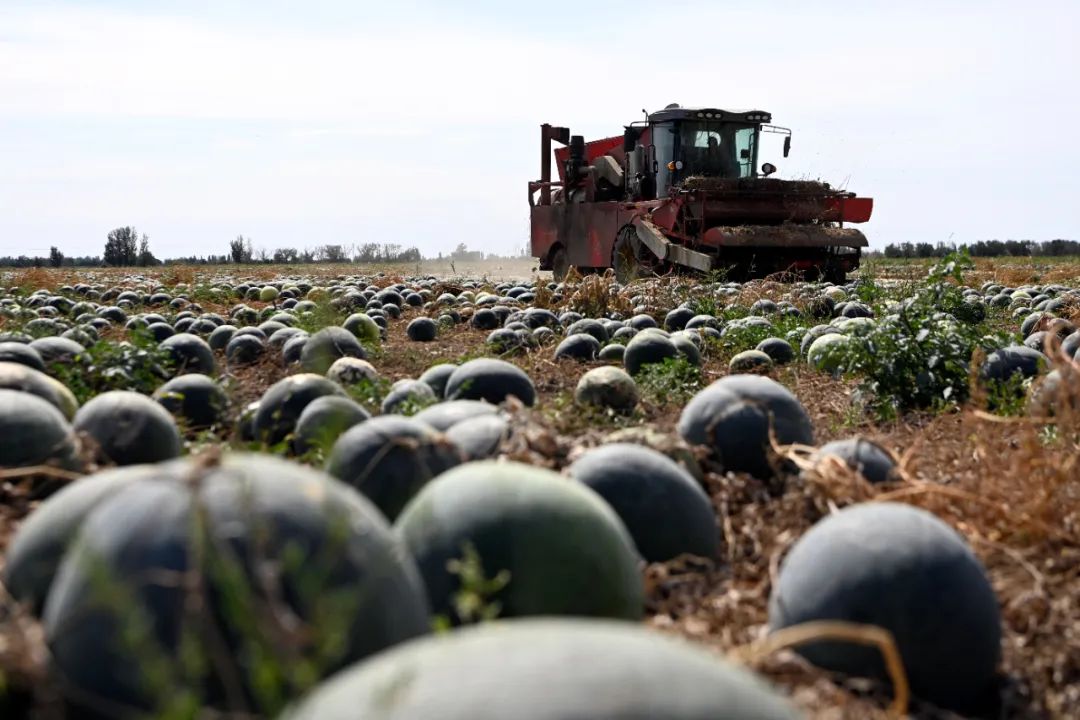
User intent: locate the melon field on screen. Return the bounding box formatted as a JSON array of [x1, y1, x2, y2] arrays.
[[0, 255, 1077, 719]]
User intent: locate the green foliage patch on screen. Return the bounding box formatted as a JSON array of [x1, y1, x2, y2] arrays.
[[816, 252, 1011, 419], [46, 332, 174, 405], [635, 357, 703, 406]]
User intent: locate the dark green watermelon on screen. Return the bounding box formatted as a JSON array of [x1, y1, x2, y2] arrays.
[[395, 461, 643, 623], [284, 619, 798, 720]]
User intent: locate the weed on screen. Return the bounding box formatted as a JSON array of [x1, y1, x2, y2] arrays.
[[532, 282, 554, 309], [432, 542, 510, 631], [342, 376, 392, 415], [821, 251, 1012, 419], [716, 322, 772, 354], [712, 312, 803, 358], [851, 262, 887, 304], [564, 272, 632, 318], [700, 267, 732, 285], [636, 357, 703, 406], [446, 346, 491, 366], [540, 390, 642, 435], [390, 391, 440, 418], [718, 304, 750, 322], [46, 331, 174, 405], [237, 437, 294, 457], [982, 373, 1034, 416], [725, 325, 773, 355], [295, 302, 345, 335], [687, 295, 722, 318]]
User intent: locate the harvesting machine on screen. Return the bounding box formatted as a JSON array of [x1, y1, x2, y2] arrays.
[[528, 104, 873, 283]]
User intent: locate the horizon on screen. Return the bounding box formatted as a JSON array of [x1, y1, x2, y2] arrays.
[[2, 0, 1078, 260], [4, 235, 1080, 266]]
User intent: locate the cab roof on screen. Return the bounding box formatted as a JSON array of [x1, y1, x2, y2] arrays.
[[647, 105, 772, 124]]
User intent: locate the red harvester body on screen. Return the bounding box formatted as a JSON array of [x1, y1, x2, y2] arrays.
[[528, 104, 873, 283]]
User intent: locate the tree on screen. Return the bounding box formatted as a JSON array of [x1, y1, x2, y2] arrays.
[[319, 244, 348, 263], [230, 235, 253, 263], [273, 247, 299, 264], [137, 234, 158, 266], [355, 242, 380, 262], [450, 243, 482, 261], [48, 246, 64, 268], [104, 227, 139, 266], [398, 246, 421, 262], [230, 236, 244, 263]]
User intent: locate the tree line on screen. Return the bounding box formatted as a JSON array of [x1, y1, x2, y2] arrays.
[[2, 227, 159, 268], [5, 228, 1075, 268], [877, 239, 1080, 259], [226, 236, 422, 265], [0, 229, 497, 267]]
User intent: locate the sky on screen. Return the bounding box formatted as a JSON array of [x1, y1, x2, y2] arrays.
[[1, 0, 1078, 260]]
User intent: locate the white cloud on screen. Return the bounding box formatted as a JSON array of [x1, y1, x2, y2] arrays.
[[1, 3, 1030, 125], [0, 6, 579, 124], [0, 1, 1077, 258]]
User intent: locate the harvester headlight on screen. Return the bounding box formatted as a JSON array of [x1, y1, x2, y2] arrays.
[[697, 112, 704, 118], [705, 112, 714, 118]]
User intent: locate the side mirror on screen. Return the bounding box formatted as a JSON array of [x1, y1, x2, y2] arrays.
[[647, 144, 657, 174], [783, 136, 791, 158], [761, 162, 777, 177]]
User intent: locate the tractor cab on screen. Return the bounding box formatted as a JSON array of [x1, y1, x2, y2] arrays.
[[627, 105, 791, 198]]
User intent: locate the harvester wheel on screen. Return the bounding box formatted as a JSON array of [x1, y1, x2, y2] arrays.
[[551, 248, 569, 282], [822, 262, 847, 285], [613, 230, 647, 284]]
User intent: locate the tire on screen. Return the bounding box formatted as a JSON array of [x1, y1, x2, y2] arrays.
[[823, 263, 847, 285], [612, 228, 645, 284], [550, 247, 569, 281], [818, 253, 852, 284]]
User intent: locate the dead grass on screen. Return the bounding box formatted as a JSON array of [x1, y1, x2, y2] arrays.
[[561, 269, 634, 317], [0, 258, 540, 290], [867, 257, 1080, 287]]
